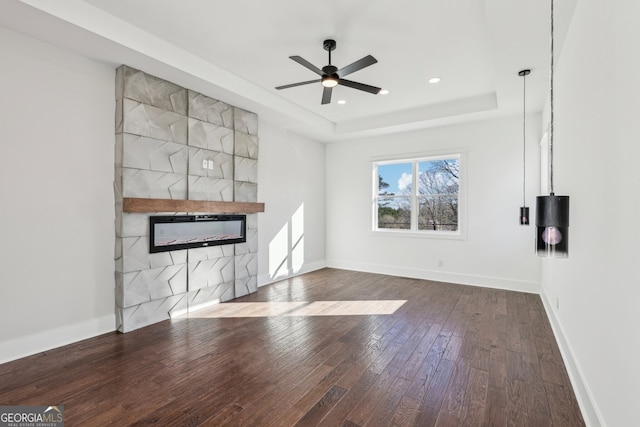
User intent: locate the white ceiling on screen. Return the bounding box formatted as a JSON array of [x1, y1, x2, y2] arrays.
[[1, 0, 577, 142]]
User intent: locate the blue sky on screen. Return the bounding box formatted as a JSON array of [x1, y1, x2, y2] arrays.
[[378, 163, 412, 194]]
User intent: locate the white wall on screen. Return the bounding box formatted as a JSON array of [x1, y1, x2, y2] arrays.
[[326, 116, 541, 292], [0, 27, 116, 363], [540, 0, 640, 425], [0, 25, 329, 363], [257, 121, 326, 284]]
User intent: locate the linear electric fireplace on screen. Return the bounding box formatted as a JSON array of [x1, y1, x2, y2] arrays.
[[149, 214, 246, 253]]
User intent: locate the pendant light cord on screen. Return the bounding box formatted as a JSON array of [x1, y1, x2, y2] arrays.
[[549, 0, 555, 195], [522, 72, 527, 206]]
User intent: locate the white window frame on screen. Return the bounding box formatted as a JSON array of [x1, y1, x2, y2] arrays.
[[371, 150, 467, 240]]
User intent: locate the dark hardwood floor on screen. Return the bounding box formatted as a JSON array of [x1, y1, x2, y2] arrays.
[[0, 268, 585, 426]]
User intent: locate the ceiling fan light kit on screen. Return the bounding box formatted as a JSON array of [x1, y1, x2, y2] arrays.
[[276, 39, 382, 104], [321, 75, 338, 88]]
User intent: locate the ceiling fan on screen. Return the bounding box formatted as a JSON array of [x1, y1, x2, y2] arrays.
[[275, 39, 381, 105]]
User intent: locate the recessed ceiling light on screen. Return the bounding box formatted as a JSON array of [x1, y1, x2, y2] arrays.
[[379, 89, 389, 95], [428, 77, 441, 84], [337, 100, 346, 105]]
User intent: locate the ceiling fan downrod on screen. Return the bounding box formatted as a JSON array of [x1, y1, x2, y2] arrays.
[[323, 39, 337, 66]]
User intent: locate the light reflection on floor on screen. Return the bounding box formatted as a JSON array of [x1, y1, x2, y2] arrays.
[[185, 300, 407, 318]]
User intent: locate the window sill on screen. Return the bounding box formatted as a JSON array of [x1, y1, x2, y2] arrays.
[[371, 229, 467, 241]]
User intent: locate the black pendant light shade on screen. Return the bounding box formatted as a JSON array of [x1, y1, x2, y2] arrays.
[[520, 207, 530, 225], [536, 194, 569, 257]]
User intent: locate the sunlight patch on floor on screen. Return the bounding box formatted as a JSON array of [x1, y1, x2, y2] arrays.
[[186, 300, 407, 318]]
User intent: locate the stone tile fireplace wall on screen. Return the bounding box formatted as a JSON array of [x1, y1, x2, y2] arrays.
[[114, 66, 259, 332]]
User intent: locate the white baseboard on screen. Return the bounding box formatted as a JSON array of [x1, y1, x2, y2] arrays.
[[539, 292, 603, 427], [0, 314, 115, 364], [326, 259, 540, 294], [258, 260, 327, 287]]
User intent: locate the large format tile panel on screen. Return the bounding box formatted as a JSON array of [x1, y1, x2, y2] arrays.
[[235, 253, 258, 280], [188, 176, 233, 201], [235, 275, 258, 298], [119, 294, 187, 333], [234, 182, 258, 202], [120, 236, 188, 273], [122, 99, 188, 144], [234, 131, 259, 159], [188, 91, 234, 128], [187, 283, 235, 309], [118, 65, 187, 115], [122, 169, 188, 200], [188, 118, 234, 153], [121, 134, 188, 174], [234, 156, 258, 183], [234, 107, 259, 136], [188, 147, 233, 179], [122, 265, 188, 307], [187, 245, 235, 291]]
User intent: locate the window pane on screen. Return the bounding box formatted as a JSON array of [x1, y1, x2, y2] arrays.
[[417, 159, 459, 196], [377, 163, 412, 196], [418, 196, 458, 231], [377, 197, 411, 229]]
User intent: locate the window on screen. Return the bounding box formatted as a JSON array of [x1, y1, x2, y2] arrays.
[[373, 154, 462, 235]]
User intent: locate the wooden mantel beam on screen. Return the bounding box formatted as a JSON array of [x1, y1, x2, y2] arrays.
[[123, 198, 265, 214]]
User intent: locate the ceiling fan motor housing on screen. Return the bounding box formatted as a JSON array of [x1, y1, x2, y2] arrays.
[[322, 65, 338, 76]]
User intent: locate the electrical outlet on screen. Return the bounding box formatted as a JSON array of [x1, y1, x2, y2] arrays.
[[208, 160, 214, 170], [202, 159, 208, 169]]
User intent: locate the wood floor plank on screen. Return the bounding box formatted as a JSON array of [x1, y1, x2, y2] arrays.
[[436, 358, 472, 422], [545, 381, 585, 427], [442, 333, 464, 362], [404, 340, 449, 401], [317, 368, 378, 427], [535, 334, 571, 386], [363, 376, 413, 426], [343, 365, 402, 426], [488, 357, 507, 389], [398, 323, 444, 380], [294, 384, 347, 426], [390, 395, 421, 427], [0, 268, 584, 426], [483, 385, 507, 427], [506, 378, 528, 427], [412, 358, 456, 427], [458, 367, 489, 426], [523, 362, 553, 426]]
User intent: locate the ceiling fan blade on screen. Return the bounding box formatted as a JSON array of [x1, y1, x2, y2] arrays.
[[321, 86, 333, 104], [289, 56, 324, 76], [338, 79, 382, 95], [336, 55, 378, 78], [275, 79, 321, 90]]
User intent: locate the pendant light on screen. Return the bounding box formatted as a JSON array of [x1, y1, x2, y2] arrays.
[[519, 69, 531, 225], [536, 0, 570, 257]]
